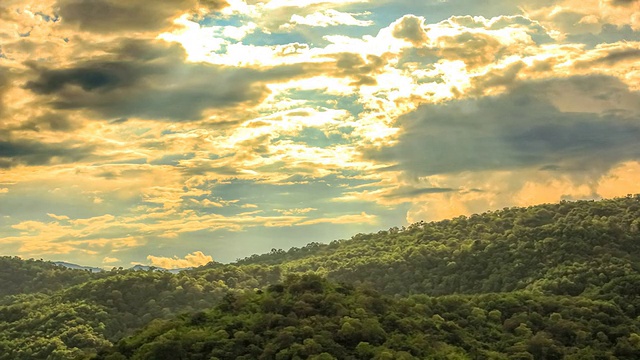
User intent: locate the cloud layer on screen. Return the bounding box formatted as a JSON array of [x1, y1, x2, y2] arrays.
[[0, 0, 639, 267]]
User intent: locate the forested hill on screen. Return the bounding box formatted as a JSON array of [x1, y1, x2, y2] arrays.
[[98, 274, 640, 360], [0, 257, 100, 298], [196, 195, 640, 297], [1, 196, 640, 359]]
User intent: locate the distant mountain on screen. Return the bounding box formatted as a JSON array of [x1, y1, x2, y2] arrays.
[[51, 262, 190, 274], [53, 261, 104, 273], [131, 264, 189, 273], [130, 264, 155, 271]]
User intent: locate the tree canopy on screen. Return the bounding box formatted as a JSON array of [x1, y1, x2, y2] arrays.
[[1, 195, 640, 359]]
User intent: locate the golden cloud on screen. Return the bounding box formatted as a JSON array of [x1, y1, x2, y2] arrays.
[[147, 251, 213, 269]]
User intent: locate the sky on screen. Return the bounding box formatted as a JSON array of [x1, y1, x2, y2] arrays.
[[1, 0, 639, 269]]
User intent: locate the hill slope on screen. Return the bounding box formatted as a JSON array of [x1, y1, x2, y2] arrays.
[[99, 274, 640, 360], [193, 196, 640, 298], [0, 257, 100, 299], [1, 196, 640, 359]]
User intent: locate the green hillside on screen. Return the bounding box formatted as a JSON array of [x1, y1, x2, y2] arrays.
[[0, 257, 100, 299], [208, 196, 640, 297], [98, 274, 640, 360], [1, 196, 639, 359]]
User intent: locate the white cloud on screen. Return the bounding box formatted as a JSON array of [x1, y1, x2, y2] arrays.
[[264, 0, 367, 10], [275, 207, 317, 215], [281, 10, 373, 29]]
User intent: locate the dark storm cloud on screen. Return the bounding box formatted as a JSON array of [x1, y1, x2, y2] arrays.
[[600, 48, 640, 64], [609, 0, 638, 6], [0, 139, 94, 168], [577, 48, 640, 67], [367, 75, 640, 177], [57, 0, 227, 33], [24, 39, 313, 121], [25, 62, 140, 94], [0, 67, 9, 118], [567, 25, 640, 48], [16, 113, 76, 132]]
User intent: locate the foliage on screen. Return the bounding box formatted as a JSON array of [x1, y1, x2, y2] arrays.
[[229, 195, 640, 297], [1, 196, 640, 359], [99, 274, 640, 359], [0, 269, 231, 359], [0, 257, 99, 299]]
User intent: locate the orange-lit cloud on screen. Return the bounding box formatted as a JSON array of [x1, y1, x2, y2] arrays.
[[147, 251, 213, 269]]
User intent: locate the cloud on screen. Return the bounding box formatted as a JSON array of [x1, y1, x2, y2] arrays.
[[296, 212, 377, 226], [524, 0, 640, 35], [368, 75, 640, 178], [47, 213, 70, 220], [0, 68, 9, 113], [274, 207, 316, 215], [24, 39, 315, 121], [401, 158, 640, 224], [609, 0, 639, 6], [424, 15, 553, 69], [282, 9, 373, 29], [102, 256, 119, 264], [1, 215, 144, 255], [57, 0, 228, 33], [220, 0, 369, 34], [0, 139, 95, 168], [576, 46, 640, 68], [331, 52, 387, 86], [147, 251, 213, 269], [25, 62, 140, 94], [595, 47, 640, 64], [1, 0, 639, 268], [437, 31, 505, 68], [597, 161, 640, 198], [13, 113, 77, 132], [382, 186, 459, 199], [265, 0, 368, 9], [391, 15, 429, 46]]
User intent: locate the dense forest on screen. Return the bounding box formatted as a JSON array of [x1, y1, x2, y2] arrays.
[[1, 195, 640, 359]]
